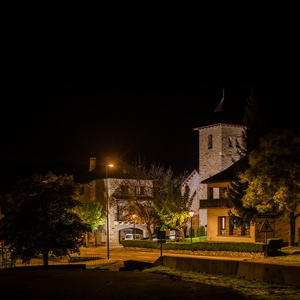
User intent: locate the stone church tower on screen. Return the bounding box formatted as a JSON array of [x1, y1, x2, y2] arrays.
[[194, 90, 246, 225]]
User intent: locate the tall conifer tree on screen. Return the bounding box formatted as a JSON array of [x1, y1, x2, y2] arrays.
[[227, 88, 265, 225]]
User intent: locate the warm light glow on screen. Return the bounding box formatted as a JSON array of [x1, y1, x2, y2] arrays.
[[107, 164, 114, 167], [132, 214, 136, 219], [189, 211, 194, 217]]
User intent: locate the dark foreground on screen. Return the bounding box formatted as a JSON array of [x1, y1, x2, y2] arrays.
[[0, 267, 244, 300]]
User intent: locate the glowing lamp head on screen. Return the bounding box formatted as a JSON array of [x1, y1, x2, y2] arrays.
[[107, 164, 114, 167], [189, 211, 194, 218]]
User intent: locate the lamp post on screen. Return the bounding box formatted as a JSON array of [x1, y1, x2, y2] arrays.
[[189, 210, 194, 243], [106, 164, 114, 260], [132, 214, 136, 239]]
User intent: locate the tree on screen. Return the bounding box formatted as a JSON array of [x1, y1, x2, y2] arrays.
[[73, 202, 105, 246], [154, 179, 195, 242], [112, 159, 173, 240], [0, 172, 90, 266], [240, 130, 300, 246], [227, 87, 265, 226]]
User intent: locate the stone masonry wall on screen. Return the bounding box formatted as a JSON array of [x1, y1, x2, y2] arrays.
[[198, 124, 245, 201]]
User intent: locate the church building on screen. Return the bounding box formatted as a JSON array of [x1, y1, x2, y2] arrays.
[[194, 90, 256, 242], [194, 90, 299, 244]]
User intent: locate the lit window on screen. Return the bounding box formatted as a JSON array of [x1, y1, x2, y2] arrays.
[[220, 217, 226, 235]]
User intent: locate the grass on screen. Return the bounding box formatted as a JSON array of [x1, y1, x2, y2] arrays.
[[267, 246, 300, 262], [144, 266, 300, 299], [184, 236, 207, 243]]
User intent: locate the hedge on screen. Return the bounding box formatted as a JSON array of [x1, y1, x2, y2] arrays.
[[120, 240, 265, 253]]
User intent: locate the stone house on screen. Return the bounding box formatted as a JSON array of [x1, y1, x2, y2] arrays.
[[78, 158, 154, 246]]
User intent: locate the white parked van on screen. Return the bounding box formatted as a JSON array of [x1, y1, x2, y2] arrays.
[[124, 233, 143, 240]]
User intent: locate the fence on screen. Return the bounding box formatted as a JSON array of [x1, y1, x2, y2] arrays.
[[1, 247, 104, 269]]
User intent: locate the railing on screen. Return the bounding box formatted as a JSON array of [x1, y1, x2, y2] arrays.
[[200, 198, 230, 208]]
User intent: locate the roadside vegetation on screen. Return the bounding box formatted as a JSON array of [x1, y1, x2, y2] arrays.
[[268, 246, 300, 263], [144, 266, 300, 300]]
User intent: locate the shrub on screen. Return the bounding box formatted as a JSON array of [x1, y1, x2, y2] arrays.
[[120, 240, 264, 253], [198, 226, 206, 236], [189, 227, 195, 238]]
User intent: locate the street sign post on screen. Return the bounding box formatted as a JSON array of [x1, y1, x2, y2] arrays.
[[157, 231, 166, 257], [259, 218, 274, 256]]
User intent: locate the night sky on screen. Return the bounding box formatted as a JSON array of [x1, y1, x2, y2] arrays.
[[1, 74, 300, 194]]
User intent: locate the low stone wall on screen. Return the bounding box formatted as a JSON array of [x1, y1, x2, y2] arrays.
[[123, 247, 265, 260], [156, 255, 300, 288]]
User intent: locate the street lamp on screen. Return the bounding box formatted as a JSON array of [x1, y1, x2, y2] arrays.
[[132, 214, 136, 239], [189, 210, 194, 243], [106, 164, 114, 260]]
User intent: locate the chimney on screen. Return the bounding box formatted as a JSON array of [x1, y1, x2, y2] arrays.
[[89, 157, 97, 171]]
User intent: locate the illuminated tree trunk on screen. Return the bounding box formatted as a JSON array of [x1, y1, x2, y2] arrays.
[[179, 228, 185, 242], [146, 225, 152, 241], [85, 233, 89, 247]]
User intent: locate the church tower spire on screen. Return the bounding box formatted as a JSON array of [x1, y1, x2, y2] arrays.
[[213, 87, 225, 113]]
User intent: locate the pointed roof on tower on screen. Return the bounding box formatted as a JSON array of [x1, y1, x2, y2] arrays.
[[194, 88, 245, 130]]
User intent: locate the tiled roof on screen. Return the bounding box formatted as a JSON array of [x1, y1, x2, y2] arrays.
[[201, 163, 235, 184], [78, 166, 151, 184]]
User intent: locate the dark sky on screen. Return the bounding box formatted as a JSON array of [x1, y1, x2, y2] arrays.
[[1, 74, 300, 191]]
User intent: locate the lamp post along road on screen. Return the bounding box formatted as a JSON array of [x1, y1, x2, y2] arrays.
[[189, 211, 194, 243], [106, 164, 114, 260], [132, 214, 136, 239]]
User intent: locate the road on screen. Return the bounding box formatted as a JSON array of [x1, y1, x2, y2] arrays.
[[79, 246, 161, 263]]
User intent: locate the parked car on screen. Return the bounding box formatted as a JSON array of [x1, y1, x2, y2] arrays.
[[151, 234, 158, 241], [124, 233, 143, 240]]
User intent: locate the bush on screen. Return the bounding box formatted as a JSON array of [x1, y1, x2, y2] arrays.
[[189, 227, 195, 238], [198, 226, 206, 236], [120, 240, 264, 253]]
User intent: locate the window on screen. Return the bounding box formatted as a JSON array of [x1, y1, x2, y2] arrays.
[[220, 217, 226, 235], [136, 186, 145, 195], [121, 185, 129, 195], [117, 204, 126, 221], [219, 187, 227, 198], [236, 138, 240, 148], [207, 187, 213, 199], [232, 221, 237, 235], [244, 223, 250, 236], [208, 134, 213, 149], [228, 137, 233, 147], [79, 186, 84, 195]]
